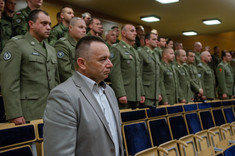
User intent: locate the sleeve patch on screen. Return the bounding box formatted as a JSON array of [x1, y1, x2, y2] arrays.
[[3, 52, 12, 61], [57, 51, 64, 58], [219, 68, 222, 72]]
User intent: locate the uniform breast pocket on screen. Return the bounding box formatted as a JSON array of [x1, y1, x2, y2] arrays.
[[28, 55, 45, 72], [121, 55, 133, 69], [50, 58, 58, 74]]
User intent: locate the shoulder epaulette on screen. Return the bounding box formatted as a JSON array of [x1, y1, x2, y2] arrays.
[[59, 37, 66, 41], [11, 35, 23, 40]]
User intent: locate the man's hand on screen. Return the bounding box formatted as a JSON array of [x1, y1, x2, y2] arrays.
[[140, 96, 145, 104], [199, 88, 203, 95], [158, 95, 162, 102], [163, 102, 168, 105], [222, 93, 227, 100], [181, 99, 186, 103], [10, 117, 26, 125], [118, 96, 128, 104], [202, 96, 206, 100]]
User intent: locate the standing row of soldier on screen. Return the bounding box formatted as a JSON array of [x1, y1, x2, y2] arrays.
[[0, 0, 233, 124]]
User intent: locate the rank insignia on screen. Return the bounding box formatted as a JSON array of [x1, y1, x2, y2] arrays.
[[219, 68, 222, 72], [110, 52, 114, 59], [16, 19, 21, 23], [3, 52, 12, 61]]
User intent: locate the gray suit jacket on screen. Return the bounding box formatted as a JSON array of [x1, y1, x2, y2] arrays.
[[43, 72, 124, 156]]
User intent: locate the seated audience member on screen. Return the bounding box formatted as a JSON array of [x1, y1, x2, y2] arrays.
[[197, 51, 216, 100], [43, 36, 124, 156], [55, 17, 86, 82], [216, 51, 234, 99], [49, 6, 74, 46], [1, 9, 59, 125]]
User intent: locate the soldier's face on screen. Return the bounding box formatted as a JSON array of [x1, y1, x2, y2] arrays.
[[123, 25, 136, 42], [70, 19, 86, 41], [177, 50, 187, 63], [106, 31, 117, 44], [5, 0, 16, 12], [159, 38, 166, 47], [167, 49, 175, 62], [61, 7, 74, 23], [82, 42, 113, 84], [90, 19, 102, 34], [205, 52, 212, 62], [187, 52, 195, 64], [84, 15, 91, 25], [147, 34, 158, 49], [113, 28, 119, 37], [0, 0, 5, 12], [30, 12, 51, 41], [30, 0, 43, 8], [225, 52, 232, 62], [166, 40, 174, 49]]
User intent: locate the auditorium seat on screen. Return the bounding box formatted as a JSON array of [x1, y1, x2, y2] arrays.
[[0, 145, 33, 156], [134, 146, 168, 156], [122, 121, 152, 156], [158, 140, 180, 156], [120, 109, 147, 123], [178, 134, 198, 156]]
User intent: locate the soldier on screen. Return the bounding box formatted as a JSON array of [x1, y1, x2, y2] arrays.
[[138, 32, 162, 106], [52, 12, 62, 28], [154, 37, 166, 59], [86, 17, 102, 37], [216, 51, 234, 99], [193, 42, 203, 65], [174, 42, 183, 51], [55, 17, 86, 82], [160, 48, 179, 105], [49, 6, 74, 46], [109, 24, 145, 109], [12, 0, 43, 36], [1, 0, 16, 52], [184, 50, 203, 101], [105, 29, 116, 49], [81, 12, 91, 32], [197, 51, 216, 100], [135, 25, 145, 48], [111, 26, 120, 43], [174, 49, 190, 103], [0, 10, 60, 125]]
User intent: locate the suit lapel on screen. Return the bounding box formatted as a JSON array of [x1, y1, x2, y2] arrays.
[[72, 73, 114, 141]]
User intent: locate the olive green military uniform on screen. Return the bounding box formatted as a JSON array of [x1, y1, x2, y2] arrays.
[[197, 62, 216, 100], [138, 46, 161, 106], [0, 32, 60, 121], [49, 23, 68, 46], [12, 6, 31, 36], [194, 52, 201, 65], [210, 54, 221, 71], [54, 35, 77, 82], [184, 63, 202, 99], [216, 61, 234, 98], [105, 41, 112, 49], [109, 40, 144, 109], [174, 63, 192, 102], [154, 47, 163, 60], [160, 62, 179, 105], [1, 12, 13, 52]]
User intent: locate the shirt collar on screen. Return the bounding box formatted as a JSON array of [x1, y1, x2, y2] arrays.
[[76, 72, 106, 91]]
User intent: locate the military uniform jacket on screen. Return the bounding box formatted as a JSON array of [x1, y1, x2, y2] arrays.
[[0, 32, 60, 121], [194, 52, 201, 65], [49, 23, 68, 46], [154, 47, 163, 60], [197, 62, 215, 99], [55, 35, 77, 82], [184, 63, 201, 96], [160, 61, 179, 105], [216, 61, 234, 96], [1, 12, 13, 52], [109, 40, 144, 102], [138, 46, 161, 100], [12, 6, 31, 36], [174, 63, 191, 102]]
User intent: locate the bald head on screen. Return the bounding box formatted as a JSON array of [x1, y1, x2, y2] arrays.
[[121, 24, 136, 45], [194, 42, 202, 52], [200, 51, 211, 63], [69, 17, 86, 41], [162, 48, 175, 63]]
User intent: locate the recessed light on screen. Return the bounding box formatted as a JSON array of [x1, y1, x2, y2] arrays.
[[140, 16, 160, 22], [182, 31, 198, 36], [156, 0, 179, 4], [202, 19, 221, 25]]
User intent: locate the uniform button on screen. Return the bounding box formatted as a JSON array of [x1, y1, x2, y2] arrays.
[[47, 60, 49, 63], [48, 69, 50, 72], [110, 148, 115, 153]]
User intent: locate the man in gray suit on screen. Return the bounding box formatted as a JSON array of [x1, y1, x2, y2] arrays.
[[43, 36, 124, 156]]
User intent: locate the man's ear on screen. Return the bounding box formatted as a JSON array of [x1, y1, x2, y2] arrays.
[[77, 58, 86, 70], [28, 20, 34, 28]]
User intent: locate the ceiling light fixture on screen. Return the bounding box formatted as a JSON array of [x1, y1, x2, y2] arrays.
[[182, 31, 198, 36], [156, 0, 179, 4], [202, 19, 221, 25], [140, 16, 160, 22]]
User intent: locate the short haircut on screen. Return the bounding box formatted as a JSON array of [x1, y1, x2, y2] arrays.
[[69, 17, 81, 26], [221, 50, 231, 59], [89, 17, 100, 25], [81, 12, 91, 18], [214, 46, 219, 51], [162, 47, 173, 55], [166, 39, 173, 45], [111, 26, 118, 29], [60, 5, 73, 13], [186, 50, 194, 56], [175, 50, 180, 57], [75, 36, 105, 67], [56, 12, 61, 18], [105, 30, 115, 36], [28, 9, 49, 23], [158, 36, 165, 42], [144, 32, 151, 40]]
